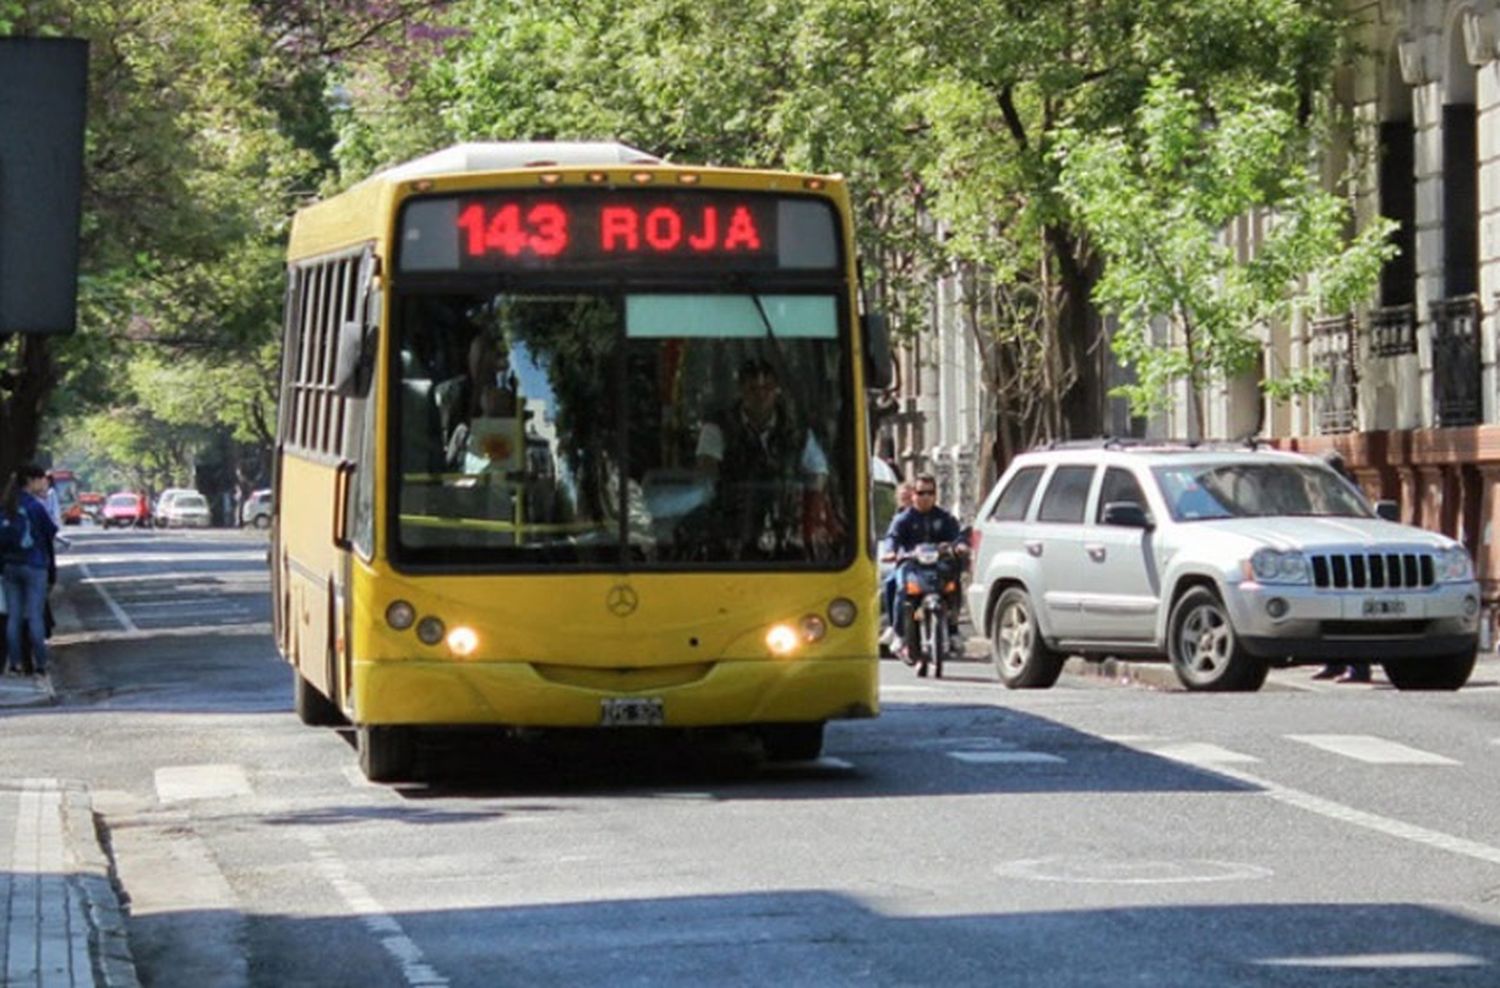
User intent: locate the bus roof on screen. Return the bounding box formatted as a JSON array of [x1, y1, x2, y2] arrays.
[[368, 142, 661, 183], [289, 141, 847, 261]]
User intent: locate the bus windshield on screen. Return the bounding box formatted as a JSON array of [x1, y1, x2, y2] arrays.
[[391, 289, 854, 569]]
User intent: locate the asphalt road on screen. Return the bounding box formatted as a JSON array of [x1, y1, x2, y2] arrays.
[[18, 527, 1500, 986]]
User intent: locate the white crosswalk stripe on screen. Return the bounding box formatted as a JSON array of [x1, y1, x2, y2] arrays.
[[1146, 742, 1261, 766], [1285, 734, 1459, 765], [949, 751, 1065, 764]]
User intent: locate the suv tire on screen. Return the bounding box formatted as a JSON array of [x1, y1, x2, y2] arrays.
[[991, 587, 1065, 689], [1382, 651, 1475, 691], [1168, 587, 1268, 692]]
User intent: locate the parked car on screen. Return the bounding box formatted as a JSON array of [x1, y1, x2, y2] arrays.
[[160, 491, 212, 528], [967, 440, 1481, 693], [101, 492, 150, 528], [152, 488, 197, 528], [241, 488, 273, 529], [78, 492, 105, 523]]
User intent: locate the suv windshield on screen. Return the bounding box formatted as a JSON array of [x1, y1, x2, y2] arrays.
[[1153, 461, 1372, 521], [391, 290, 853, 569]]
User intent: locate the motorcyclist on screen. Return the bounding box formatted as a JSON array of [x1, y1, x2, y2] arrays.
[[882, 473, 966, 659]]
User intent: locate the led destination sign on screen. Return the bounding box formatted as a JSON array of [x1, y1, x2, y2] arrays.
[[399, 190, 838, 274]]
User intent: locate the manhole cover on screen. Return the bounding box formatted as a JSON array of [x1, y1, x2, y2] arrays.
[[994, 855, 1272, 884]]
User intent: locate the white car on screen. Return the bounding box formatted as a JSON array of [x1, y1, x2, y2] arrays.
[[967, 441, 1481, 692], [153, 488, 197, 528], [160, 491, 211, 528]]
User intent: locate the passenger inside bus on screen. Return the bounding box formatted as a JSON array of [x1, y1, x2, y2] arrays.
[[692, 357, 838, 560]]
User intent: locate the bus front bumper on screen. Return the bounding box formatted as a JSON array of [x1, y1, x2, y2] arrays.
[[352, 656, 879, 728]]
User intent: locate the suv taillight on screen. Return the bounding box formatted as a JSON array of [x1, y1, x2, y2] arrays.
[[969, 529, 982, 554]]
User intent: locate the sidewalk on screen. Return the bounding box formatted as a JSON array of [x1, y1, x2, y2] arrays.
[[1, 590, 139, 986]]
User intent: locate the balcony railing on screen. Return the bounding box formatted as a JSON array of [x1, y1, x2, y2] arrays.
[[1431, 295, 1482, 427], [1370, 304, 1417, 356]]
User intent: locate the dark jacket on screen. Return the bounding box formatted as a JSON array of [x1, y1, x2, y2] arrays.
[[3, 492, 56, 570], [885, 504, 962, 553]]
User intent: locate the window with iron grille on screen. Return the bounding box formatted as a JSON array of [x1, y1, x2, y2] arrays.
[[1431, 296, 1481, 427]]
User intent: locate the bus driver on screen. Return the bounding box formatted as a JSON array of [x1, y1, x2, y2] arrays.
[[695, 358, 835, 558]]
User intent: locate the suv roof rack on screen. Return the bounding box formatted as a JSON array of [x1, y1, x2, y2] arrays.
[[1033, 436, 1269, 453]]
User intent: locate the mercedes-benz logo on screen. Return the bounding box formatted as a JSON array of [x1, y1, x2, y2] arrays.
[[606, 583, 639, 617]]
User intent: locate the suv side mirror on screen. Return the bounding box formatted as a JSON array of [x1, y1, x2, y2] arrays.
[[1374, 499, 1400, 522], [1102, 501, 1153, 529]]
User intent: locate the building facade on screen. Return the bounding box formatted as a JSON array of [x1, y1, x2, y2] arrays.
[[883, 0, 1500, 617]]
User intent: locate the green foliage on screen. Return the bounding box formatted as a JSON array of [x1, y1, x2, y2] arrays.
[[1055, 68, 1395, 430]]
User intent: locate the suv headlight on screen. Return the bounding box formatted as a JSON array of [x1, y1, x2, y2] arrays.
[[1436, 546, 1474, 583], [1247, 548, 1310, 585]]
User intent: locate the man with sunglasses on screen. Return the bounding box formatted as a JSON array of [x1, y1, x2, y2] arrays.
[[882, 473, 967, 661]]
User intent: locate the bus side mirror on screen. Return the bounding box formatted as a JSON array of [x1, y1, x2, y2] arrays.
[[862, 311, 893, 391]]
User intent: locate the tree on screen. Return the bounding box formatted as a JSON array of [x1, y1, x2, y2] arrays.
[[1055, 68, 1395, 436]]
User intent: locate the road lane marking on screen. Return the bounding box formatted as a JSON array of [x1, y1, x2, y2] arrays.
[[1194, 760, 1500, 867], [1148, 742, 1261, 766], [950, 751, 1065, 764], [298, 828, 451, 987], [1287, 734, 1459, 765], [78, 560, 137, 634], [155, 764, 253, 803], [1256, 952, 1487, 969]]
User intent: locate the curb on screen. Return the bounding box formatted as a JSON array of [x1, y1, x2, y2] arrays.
[[960, 636, 1307, 692], [60, 782, 140, 988]]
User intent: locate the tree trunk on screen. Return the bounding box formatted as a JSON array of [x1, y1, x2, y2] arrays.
[[1045, 223, 1104, 440], [0, 334, 57, 483]]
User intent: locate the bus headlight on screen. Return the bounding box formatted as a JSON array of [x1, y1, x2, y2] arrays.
[[416, 616, 445, 646], [386, 600, 416, 630], [800, 615, 827, 642], [827, 598, 857, 627], [766, 624, 800, 656], [446, 626, 479, 657]]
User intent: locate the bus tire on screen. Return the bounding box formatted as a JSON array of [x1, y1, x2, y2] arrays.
[[759, 722, 824, 762], [294, 671, 344, 727], [358, 725, 416, 782]]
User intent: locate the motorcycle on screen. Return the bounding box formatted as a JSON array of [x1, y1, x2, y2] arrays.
[[896, 537, 968, 679]]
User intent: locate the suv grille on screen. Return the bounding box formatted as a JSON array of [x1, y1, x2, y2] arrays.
[[1309, 552, 1434, 590]]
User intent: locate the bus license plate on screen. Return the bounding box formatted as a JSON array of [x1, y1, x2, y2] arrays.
[[1362, 598, 1406, 617], [600, 698, 664, 727]]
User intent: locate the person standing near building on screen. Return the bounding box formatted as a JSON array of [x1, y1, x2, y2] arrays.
[[2, 465, 58, 677]]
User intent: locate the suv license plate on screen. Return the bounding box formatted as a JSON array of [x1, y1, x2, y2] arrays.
[[1362, 598, 1406, 617], [600, 698, 664, 727]]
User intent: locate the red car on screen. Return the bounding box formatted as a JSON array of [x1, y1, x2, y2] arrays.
[[101, 492, 150, 528]]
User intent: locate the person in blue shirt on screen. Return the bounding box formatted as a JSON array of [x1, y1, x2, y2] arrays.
[[883, 473, 966, 659], [2, 464, 59, 677]]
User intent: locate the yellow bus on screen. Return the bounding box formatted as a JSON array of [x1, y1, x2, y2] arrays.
[[273, 142, 890, 781]]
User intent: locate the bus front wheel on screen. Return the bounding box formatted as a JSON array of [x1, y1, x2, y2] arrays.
[[758, 722, 824, 762], [294, 672, 346, 727], [358, 725, 416, 782]]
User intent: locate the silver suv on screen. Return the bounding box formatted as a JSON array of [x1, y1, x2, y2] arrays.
[[967, 441, 1481, 692]]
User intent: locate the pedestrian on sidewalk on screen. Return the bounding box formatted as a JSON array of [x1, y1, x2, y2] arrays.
[[2, 465, 59, 677]]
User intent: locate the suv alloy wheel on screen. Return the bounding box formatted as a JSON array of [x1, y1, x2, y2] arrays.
[[990, 587, 1066, 689], [1167, 586, 1268, 692]]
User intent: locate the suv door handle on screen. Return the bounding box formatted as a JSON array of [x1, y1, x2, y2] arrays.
[[1085, 543, 1106, 562], [1024, 540, 1043, 557]]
